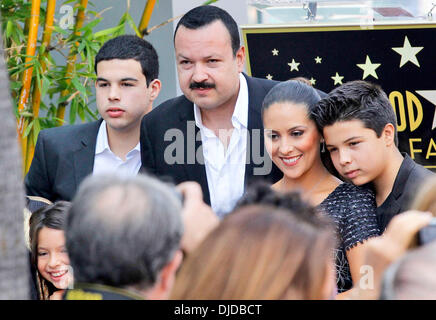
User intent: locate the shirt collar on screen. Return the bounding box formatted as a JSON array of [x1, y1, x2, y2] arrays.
[[95, 120, 140, 156], [194, 73, 249, 131], [95, 120, 110, 155]]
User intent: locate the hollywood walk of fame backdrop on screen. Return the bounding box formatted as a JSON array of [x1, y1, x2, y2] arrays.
[[242, 23, 436, 171]]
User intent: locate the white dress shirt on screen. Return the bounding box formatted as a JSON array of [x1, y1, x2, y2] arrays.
[[92, 120, 141, 176], [194, 73, 248, 217]]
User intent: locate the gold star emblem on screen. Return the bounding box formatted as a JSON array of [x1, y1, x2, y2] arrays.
[[315, 56, 322, 64], [331, 72, 344, 86], [357, 55, 381, 80], [416, 90, 436, 130], [272, 49, 279, 56], [392, 36, 424, 68], [309, 77, 316, 86], [288, 59, 300, 72], [266, 74, 273, 80]]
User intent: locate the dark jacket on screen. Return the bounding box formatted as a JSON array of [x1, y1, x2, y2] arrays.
[[376, 154, 435, 232], [25, 120, 102, 202], [139, 74, 283, 205]]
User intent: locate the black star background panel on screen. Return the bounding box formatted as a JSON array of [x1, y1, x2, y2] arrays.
[[243, 23, 436, 170]]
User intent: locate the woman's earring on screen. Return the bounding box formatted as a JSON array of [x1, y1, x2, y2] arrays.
[[320, 140, 326, 153]]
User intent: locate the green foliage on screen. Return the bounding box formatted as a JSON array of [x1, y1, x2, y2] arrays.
[[0, 0, 139, 140]]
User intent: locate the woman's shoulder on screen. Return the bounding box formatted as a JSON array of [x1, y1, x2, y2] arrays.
[[330, 182, 375, 200], [321, 182, 376, 214]]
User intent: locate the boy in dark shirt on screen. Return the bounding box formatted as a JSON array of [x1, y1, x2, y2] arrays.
[[311, 80, 434, 232]]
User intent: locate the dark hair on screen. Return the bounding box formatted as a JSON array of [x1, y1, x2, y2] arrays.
[[174, 5, 240, 56], [235, 181, 320, 222], [28, 201, 71, 300], [94, 35, 159, 86], [311, 80, 398, 146], [66, 174, 183, 291], [172, 204, 336, 299], [262, 80, 321, 116]]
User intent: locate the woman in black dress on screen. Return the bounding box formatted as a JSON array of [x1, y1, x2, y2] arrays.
[[261, 80, 380, 295]]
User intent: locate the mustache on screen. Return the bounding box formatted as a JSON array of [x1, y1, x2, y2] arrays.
[[189, 81, 216, 89]]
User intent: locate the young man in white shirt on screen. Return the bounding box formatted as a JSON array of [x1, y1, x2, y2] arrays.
[[25, 35, 161, 201]]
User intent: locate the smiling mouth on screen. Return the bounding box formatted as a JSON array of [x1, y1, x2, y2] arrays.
[[49, 269, 68, 281], [280, 155, 302, 166]]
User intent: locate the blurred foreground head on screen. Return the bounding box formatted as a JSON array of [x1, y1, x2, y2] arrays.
[[66, 173, 183, 299], [410, 176, 436, 215], [171, 200, 336, 300], [381, 241, 436, 300]]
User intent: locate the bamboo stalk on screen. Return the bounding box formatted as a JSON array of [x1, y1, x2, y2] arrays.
[[25, 0, 57, 174], [138, 0, 156, 36], [56, 0, 89, 125], [17, 0, 41, 175]]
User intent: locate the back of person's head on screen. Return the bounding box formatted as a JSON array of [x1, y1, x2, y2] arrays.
[[66, 174, 183, 294], [174, 5, 240, 56], [311, 80, 398, 146], [380, 241, 436, 299], [262, 80, 321, 116], [171, 202, 336, 300], [94, 35, 159, 86], [290, 76, 313, 87], [409, 176, 436, 215], [235, 181, 317, 222]]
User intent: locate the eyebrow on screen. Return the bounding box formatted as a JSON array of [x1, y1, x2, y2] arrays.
[[38, 245, 65, 250], [326, 136, 363, 147], [96, 77, 138, 82]]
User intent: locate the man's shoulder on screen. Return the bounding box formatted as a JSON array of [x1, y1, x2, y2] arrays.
[[40, 120, 100, 138], [245, 74, 279, 92], [144, 95, 192, 122], [37, 121, 101, 149]]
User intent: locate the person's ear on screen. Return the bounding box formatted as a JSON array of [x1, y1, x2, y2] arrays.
[[235, 46, 245, 73], [148, 249, 183, 300], [382, 123, 396, 147], [148, 79, 162, 102]]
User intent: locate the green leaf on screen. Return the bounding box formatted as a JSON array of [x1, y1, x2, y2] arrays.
[[78, 40, 86, 53], [71, 77, 87, 98], [33, 118, 41, 145], [78, 101, 85, 122], [23, 120, 34, 138], [93, 24, 124, 39], [40, 76, 50, 99], [125, 12, 142, 37], [52, 25, 69, 35], [6, 20, 13, 38], [69, 98, 77, 124], [202, 0, 219, 4], [79, 18, 102, 33]]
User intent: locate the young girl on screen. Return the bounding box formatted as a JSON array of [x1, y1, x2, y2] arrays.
[[29, 201, 72, 300], [262, 80, 380, 294]]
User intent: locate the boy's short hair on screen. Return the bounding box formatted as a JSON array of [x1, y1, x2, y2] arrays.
[[94, 35, 159, 86], [311, 80, 398, 146]]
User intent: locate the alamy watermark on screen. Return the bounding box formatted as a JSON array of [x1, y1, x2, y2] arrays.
[[162, 121, 273, 176], [59, 5, 74, 30]]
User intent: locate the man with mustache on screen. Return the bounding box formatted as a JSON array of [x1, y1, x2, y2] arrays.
[[25, 35, 161, 201], [140, 6, 282, 217]]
